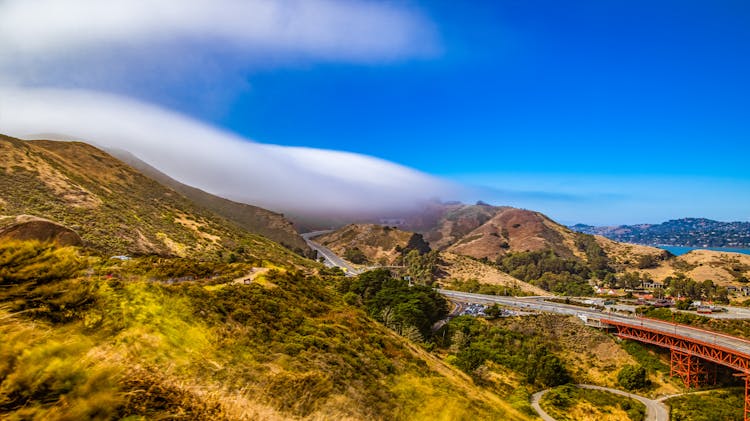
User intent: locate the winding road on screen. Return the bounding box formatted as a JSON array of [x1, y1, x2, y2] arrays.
[[530, 384, 669, 421], [301, 231, 362, 276]]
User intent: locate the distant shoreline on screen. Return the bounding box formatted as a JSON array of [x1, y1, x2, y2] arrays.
[[656, 245, 750, 256]]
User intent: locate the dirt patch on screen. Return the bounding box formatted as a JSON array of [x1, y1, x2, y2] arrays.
[[174, 213, 221, 243]]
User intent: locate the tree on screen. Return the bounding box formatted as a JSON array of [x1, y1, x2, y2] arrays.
[[535, 355, 571, 387], [350, 269, 448, 338], [637, 254, 659, 269], [484, 304, 504, 319], [403, 250, 440, 285], [403, 233, 431, 255], [675, 299, 692, 310], [617, 365, 649, 390], [343, 247, 368, 264]]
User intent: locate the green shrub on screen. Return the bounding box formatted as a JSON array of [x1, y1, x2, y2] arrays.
[[617, 364, 650, 390], [0, 240, 83, 284]]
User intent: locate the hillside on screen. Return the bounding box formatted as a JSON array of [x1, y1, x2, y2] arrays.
[[0, 240, 530, 421], [641, 249, 750, 285], [572, 218, 750, 248], [437, 252, 551, 296], [406, 203, 663, 266], [109, 148, 311, 256], [314, 224, 429, 266], [0, 135, 308, 266], [408, 202, 588, 260]]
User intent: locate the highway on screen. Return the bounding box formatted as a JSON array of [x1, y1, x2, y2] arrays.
[[440, 290, 750, 356], [300, 240, 750, 356], [301, 231, 362, 276]]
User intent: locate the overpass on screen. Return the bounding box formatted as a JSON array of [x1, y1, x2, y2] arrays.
[[440, 290, 750, 420], [301, 231, 362, 276]]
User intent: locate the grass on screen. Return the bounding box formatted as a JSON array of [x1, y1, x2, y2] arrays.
[[0, 241, 532, 420], [0, 136, 312, 269], [540, 384, 646, 421], [619, 340, 670, 374], [666, 388, 744, 421]]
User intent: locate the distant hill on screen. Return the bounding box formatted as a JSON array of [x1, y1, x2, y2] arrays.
[[108, 148, 311, 256], [401, 202, 665, 266], [0, 134, 308, 266], [313, 223, 429, 266], [572, 218, 750, 248]]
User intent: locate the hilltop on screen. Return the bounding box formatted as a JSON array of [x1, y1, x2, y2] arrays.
[[401, 202, 663, 268], [317, 203, 750, 297], [109, 148, 311, 256], [573, 218, 750, 248], [313, 223, 429, 266], [0, 135, 307, 267]]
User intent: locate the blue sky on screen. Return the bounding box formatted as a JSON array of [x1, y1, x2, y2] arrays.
[[211, 1, 750, 224], [1, 0, 749, 224]]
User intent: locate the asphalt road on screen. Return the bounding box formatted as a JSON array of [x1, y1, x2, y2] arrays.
[[297, 240, 750, 355], [439, 290, 750, 356], [301, 231, 362, 276], [531, 385, 668, 421]]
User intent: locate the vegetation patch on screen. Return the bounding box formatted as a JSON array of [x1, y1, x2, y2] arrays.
[[436, 316, 571, 388], [540, 384, 646, 421], [0, 241, 528, 420], [448, 277, 531, 296], [666, 388, 744, 421], [497, 250, 594, 296]]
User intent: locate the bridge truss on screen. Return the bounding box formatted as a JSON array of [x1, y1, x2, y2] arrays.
[[601, 318, 750, 421]]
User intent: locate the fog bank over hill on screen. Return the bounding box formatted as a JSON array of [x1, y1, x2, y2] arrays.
[[1, 88, 461, 216]]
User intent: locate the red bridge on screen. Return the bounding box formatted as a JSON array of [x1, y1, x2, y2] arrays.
[[438, 290, 750, 419], [601, 317, 750, 420]]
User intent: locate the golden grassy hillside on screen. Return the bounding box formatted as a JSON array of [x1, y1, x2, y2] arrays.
[[110, 148, 311, 256], [0, 240, 531, 421], [641, 249, 750, 285], [438, 252, 550, 296], [315, 224, 425, 265], [0, 135, 309, 268]]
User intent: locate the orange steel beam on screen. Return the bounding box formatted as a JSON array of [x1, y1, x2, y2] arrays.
[[600, 318, 750, 374], [671, 349, 709, 389], [600, 318, 750, 421]]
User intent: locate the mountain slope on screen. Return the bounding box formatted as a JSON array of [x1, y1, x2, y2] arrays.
[[109, 148, 311, 256], [638, 249, 750, 285], [313, 224, 429, 265], [0, 135, 307, 266], [0, 240, 530, 421], [443, 207, 577, 260], [409, 203, 589, 260]]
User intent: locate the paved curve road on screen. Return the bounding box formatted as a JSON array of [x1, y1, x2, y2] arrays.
[[531, 384, 668, 421]]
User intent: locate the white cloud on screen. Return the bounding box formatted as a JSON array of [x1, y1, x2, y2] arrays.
[[0, 87, 458, 214], [0, 1, 452, 216], [0, 0, 437, 93], [0, 0, 433, 59]]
